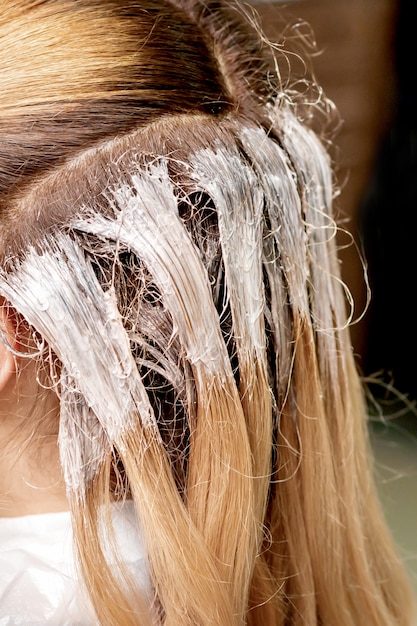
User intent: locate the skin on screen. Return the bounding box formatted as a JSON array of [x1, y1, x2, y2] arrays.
[[0, 303, 67, 517]]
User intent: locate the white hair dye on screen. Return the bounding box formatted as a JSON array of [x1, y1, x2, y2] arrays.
[[237, 125, 311, 398], [59, 369, 110, 493], [272, 107, 353, 394], [238, 125, 310, 314], [71, 161, 233, 379], [0, 119, 341, 494], [0, 237, 160, 495], [234, 121, 345, 398], [276, 108, 347, 330], [189, 124, 325, 396], [189, 142, 266, 361]]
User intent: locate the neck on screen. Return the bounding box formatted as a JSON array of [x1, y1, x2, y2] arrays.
[[0, 363, 68, 517], [0, 432, 68, 518]]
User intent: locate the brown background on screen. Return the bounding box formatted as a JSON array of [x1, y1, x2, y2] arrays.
[[252, 3, 417, 599], [253, 0, 398, 366]]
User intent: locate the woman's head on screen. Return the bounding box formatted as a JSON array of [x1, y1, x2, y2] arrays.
[[0, 0, 282, 212], [0, 1, 414, 625], [1, 0, 228, 206]]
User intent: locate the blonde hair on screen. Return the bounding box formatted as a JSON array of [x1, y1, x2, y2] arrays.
[[0, 1, 414, 624]]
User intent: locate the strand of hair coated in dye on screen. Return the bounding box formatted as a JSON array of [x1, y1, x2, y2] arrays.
[[72, 160, 233, 381], [58, 368, 111, 493], [72, 157, 257, 618], [237, 125, 310, 400], [238, 125, 310, 314], [0, 238, 161, 495], [190, 142, 266, 359], [188, 135, 274, 552], [275, 108, 346, 329], [239, 121, 344, 404], [275, 108, 352, 394]]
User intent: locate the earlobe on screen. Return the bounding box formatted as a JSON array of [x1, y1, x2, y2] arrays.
[[0, 300, 18, 393]]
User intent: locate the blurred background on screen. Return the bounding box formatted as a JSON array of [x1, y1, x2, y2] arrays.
[[251, 0, 417, 608]]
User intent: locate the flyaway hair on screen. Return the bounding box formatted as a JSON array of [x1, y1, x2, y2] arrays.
[[0, 1, 415, 625]]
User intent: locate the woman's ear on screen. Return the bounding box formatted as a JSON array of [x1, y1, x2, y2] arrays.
[[0, 300, 17, 393]]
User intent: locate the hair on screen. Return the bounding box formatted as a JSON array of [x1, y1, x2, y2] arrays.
[[0, 1, 414, 624]]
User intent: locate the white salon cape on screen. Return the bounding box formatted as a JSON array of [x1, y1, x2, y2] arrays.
[[0, 501, 149, 625]]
